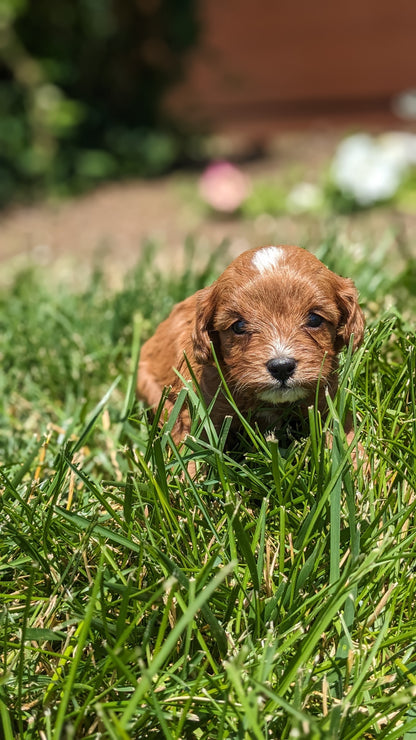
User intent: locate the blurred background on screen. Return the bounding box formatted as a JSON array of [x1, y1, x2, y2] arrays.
[[1, 0, 416, 282]]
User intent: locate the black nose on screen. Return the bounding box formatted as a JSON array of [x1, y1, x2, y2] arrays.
[[266, 357, 297, 382]]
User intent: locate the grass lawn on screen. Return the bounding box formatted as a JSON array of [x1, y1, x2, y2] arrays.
[[1, 236, 416, 739]]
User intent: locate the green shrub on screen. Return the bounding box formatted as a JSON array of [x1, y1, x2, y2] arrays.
[[0, 0, 199, 204]]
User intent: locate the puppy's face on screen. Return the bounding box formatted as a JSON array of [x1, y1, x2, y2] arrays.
[[192, 246, 365, 408]]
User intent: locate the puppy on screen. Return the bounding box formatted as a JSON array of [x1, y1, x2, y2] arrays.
[[137, 245, 365, 445]]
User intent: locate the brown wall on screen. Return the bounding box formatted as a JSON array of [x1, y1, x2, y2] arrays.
[[166, 0, 416, 130]]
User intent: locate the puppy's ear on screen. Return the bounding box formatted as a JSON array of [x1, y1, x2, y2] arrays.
[[192, 286, 219, 364], [335, 277, 365, 351]]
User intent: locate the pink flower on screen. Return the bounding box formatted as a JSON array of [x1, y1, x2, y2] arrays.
[[198, 161, 251, 212]]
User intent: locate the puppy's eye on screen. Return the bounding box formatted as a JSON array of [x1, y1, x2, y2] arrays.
[[231, 319, 247, 335], [306, 312, 324, 328]]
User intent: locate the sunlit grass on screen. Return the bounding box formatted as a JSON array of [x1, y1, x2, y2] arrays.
[[1, 238, 416, 739]]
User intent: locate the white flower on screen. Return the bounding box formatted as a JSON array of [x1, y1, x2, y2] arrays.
[[286, 182, 323, 213], [331, 133, 414, 206]]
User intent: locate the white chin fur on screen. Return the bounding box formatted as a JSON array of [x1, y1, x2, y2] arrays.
[[258, 386, 308, 404]]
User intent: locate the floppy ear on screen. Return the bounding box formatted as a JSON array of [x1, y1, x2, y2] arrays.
[[335, 277, 365, 351], [192, 286, 219, 365]]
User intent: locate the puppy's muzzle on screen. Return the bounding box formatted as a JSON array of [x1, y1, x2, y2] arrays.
[[266, 357, 297, 383]]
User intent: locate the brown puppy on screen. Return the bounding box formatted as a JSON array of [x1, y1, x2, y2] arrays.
[[137, 245, 365, 444]]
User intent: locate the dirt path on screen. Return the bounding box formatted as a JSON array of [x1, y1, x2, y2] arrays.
[[0, 176, 318, 288], [1, 130, 415, 287]]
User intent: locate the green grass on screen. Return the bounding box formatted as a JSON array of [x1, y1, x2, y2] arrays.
[[1, 237, 416, 739]]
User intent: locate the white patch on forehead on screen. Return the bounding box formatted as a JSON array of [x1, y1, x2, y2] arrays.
[[252, 246, 285, 274]]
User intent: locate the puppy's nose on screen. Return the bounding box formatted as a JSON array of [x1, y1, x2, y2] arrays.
[[266, 357, 297, 382]]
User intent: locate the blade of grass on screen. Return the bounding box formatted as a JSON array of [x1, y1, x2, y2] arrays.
[[118, 561, 235, 728]]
